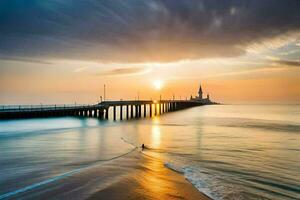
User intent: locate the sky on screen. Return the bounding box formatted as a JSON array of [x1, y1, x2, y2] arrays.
[[0, 0, 299, 104]]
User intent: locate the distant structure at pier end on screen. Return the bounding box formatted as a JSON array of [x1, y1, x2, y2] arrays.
[[190, 84, 217, 104]]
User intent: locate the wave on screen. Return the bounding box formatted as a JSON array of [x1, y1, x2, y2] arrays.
[[224, 121, 300, 133], [164, 161, 300, 200], [165, 162, 219, 200], [0, 127, 79, 140], [164, 162, 263, 200], [158, 123, 188, 127]]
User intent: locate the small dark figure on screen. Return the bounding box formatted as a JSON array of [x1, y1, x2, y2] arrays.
[[141, 143, 145, 150]]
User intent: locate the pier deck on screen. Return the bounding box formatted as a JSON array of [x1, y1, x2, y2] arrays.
[[0, 100, 214, 120]]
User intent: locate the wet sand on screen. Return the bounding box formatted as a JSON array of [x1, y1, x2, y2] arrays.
[[9, 150, 209, 200], [88, 151, 210, 200]]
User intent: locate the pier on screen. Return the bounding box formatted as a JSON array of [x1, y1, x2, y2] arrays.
[[0, 100, 214, 120]]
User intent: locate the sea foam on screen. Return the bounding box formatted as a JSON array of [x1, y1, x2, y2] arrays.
[[164, 161, 247, 200]]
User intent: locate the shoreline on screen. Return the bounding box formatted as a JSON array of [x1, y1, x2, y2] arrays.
[[3, 149, 210, 200], [87, 151, 211, 200]]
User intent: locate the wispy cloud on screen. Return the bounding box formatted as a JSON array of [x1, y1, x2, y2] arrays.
[[96, 67, 151, 76], [207, 67, 288, 79], [0, 55, 52, 65], [265, 56, 300, 67], [73, 67, 88, 73], [245, 31, 300, 54], [278, 49, 300, 56]]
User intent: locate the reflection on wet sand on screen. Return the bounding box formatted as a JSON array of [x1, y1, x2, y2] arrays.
[[88, 151, 209, 200], [135, 153, 209, 200]]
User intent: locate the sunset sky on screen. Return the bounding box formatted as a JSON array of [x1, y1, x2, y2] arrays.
[[0, 0, 299, 104]]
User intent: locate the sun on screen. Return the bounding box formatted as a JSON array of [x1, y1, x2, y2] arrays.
[[153, 80, 163, 90]]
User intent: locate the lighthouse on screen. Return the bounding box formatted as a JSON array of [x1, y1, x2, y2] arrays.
[[190, 83, 212, 103], [198, 84, 203, 100]]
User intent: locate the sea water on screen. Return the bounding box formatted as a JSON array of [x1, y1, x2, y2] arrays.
[[0, 105, 299, 199]]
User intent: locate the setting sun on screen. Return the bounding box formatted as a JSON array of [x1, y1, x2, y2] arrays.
[[153, 80, 164, 90]]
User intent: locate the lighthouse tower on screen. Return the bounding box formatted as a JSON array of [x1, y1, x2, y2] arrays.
[[198, 84, 203, 100]]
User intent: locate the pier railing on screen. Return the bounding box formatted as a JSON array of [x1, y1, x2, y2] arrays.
[[0, 104, 90, 112]]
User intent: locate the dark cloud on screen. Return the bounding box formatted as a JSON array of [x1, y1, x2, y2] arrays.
[[0, 0, 299, 63], [97, 67, 150, 76], [275, 60, 300, 67]]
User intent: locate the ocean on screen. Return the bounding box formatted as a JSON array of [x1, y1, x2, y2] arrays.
[[0, 105, 299, 200]]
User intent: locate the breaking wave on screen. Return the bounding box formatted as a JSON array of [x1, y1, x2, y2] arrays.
[[164, 162, 269, 200]]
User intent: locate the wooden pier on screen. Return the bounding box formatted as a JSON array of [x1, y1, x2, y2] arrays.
[[0, 100, 213, 120]]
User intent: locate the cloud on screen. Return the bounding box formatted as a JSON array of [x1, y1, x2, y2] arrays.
[[265, 56, 300, 67], [245, 32, 299, 54], [0, 0, 299, 63], [278, 49, 300, 56], [274, 60, 300, 67], [74, 67, 88, 73], [97, 67, 151, 76], [0, 55, 52, 64], [207, 67, 287, 79]]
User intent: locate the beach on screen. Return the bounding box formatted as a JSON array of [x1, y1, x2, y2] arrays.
[[88, 151, 209, 200], [3, 150, 209, 200]]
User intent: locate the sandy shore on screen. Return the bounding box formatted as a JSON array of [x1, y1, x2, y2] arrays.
[[8, 150, 210, 200], [87, 151, 210, 200]]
